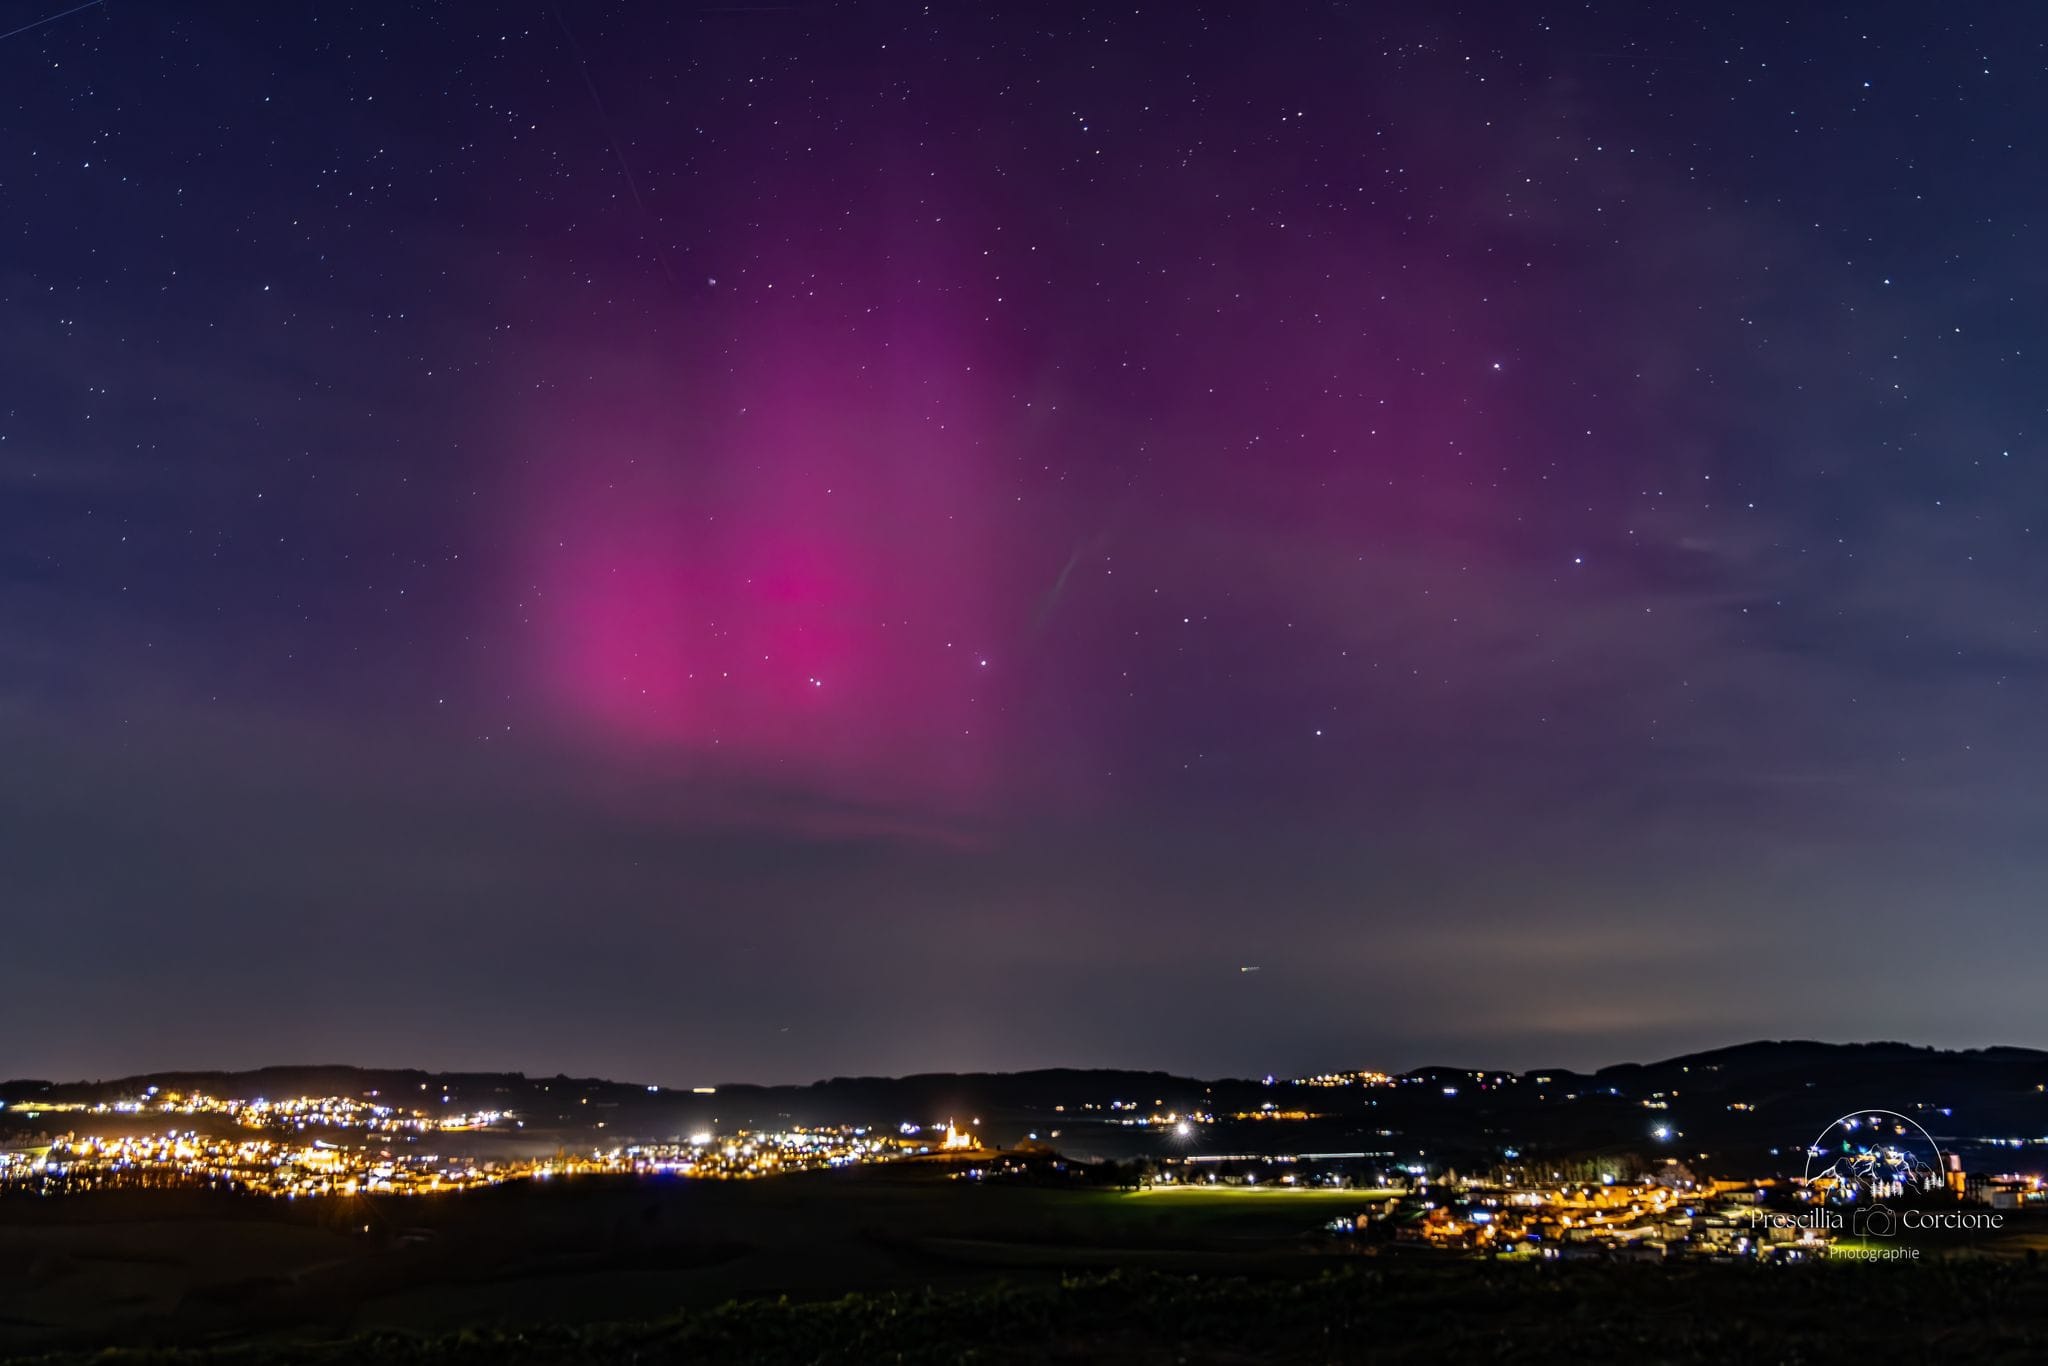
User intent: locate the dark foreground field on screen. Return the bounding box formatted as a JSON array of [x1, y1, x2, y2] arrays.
[[4, 1172, 2046, 1363], [6, 1262, 2048, 1365], [0, 1172, 1392, 1352]]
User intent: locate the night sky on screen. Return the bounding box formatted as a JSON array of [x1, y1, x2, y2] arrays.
[[5, 3, 2045, 1086]]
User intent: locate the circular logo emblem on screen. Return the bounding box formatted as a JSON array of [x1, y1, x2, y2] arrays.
[[1803, 1110, 1945, 1203]]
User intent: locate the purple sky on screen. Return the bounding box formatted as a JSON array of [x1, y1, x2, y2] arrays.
[[3, 3, 2044, 1084]]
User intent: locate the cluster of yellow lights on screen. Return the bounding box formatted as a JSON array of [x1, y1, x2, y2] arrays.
[[9, 1131, 500, 1197], [1233, 1106, 1319, 1121], [4, 1120, 980, 1197], [2, 1091, 506, 1136], [1293, 1071, 1394, 1088], [1393, 1177, 1817, 1259]]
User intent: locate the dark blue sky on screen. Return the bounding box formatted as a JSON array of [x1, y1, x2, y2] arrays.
[[3, 1, 2044, 1084]]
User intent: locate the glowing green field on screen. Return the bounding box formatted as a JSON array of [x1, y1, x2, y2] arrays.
[[1123, 1185, 1402, 1202]]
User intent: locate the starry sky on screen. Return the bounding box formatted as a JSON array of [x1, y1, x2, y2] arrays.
[[4, 2, 2045, 1086]]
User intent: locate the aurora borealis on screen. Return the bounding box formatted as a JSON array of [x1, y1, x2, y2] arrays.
[[4, 3, 2045, 1082]]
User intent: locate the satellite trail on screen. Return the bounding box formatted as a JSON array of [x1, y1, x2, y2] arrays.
[[0, 0, 103, 45]]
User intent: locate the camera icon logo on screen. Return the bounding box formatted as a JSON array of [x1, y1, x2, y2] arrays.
[[1851, 1203, 1896, 1239]]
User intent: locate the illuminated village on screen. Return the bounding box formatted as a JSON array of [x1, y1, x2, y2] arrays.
[[4, 1081, 2039, 1269], [0, 1089, 983, 1199], [1324, 1170, 1828, 1262]]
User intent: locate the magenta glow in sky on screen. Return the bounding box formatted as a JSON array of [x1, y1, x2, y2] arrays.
[[519, 290, 1015, 820], [6, 1, 2048, 1083]]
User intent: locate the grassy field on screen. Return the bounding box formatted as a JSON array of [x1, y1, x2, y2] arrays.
[[0, 1172, 1395, 1353], [7, 1261, 2048, 1365], [1120, 1186, 1402, 1208], [2, 1174, 2041, 1361]]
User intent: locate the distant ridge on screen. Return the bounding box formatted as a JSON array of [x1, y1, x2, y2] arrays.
[[8, 1039, 2047, 1100], [8, 1040, 2045, 1173]]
